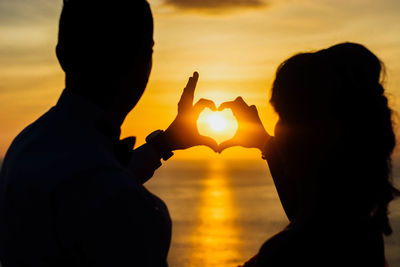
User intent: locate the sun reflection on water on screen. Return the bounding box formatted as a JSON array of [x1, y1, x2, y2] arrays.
[[189, 160, 241, 266]]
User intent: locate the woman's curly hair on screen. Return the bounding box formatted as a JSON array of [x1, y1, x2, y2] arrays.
[[270, 42, 399, 235]]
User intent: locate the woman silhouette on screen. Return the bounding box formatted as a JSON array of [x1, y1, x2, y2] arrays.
[[219, 43, 399, 267]]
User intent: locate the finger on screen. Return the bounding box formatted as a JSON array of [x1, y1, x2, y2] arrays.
[[197, 135, 219, 152], [234, 96, 248, 106], [185, 72, 199, 102], [218, 97, 249, 111], [218, 100, 236, 111], [193, 98, 217, 116], [182, 72, 199, 103], [249, 104, 259, 114], [178, 72, 199, 111], [178, 76, 193, 111], [218, 138, 239, 153]]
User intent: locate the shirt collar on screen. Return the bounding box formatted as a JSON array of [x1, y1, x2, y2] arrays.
[[55, 88, 121, 142]]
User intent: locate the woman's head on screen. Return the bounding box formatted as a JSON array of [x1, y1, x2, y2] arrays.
[[272, 43, 385, 128], [271, 42, 398, 234]]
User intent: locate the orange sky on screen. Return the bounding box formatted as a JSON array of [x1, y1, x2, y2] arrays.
[[1, 0, 400, 160]]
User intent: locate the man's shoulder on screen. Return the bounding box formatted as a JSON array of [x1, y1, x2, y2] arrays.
[[1, 108, 55, 174], [1, 107, 127, 193]]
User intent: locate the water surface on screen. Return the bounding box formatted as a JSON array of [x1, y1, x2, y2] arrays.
[[147, 158, 400, 266]]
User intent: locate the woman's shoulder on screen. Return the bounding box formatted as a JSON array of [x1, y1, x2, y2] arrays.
[[256, 225, 305, 264], [255, 221, 384, 267]]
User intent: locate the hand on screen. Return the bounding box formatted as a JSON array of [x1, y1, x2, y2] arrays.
[[218, 97, 270, 153], [164, 72, 219, 152]]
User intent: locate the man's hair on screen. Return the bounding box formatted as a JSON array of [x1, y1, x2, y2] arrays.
[[56, 0, 153, 77]]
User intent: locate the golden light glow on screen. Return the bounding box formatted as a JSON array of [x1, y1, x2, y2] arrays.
[[197, 109, 238, 144], [206, 113, 227, 132], [189, 160, 240, 265]]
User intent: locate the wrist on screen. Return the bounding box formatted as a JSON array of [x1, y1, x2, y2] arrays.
[[256, 132, 271, 152], [162, 129, 177, 151], [146, 130, 174, 161]]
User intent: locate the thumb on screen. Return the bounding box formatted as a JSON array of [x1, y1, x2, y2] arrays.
[[218, 138, 239, 153], [197, 135, 219, 153]]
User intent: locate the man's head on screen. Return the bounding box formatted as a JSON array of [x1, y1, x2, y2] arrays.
[[56, 0, 154, 121]]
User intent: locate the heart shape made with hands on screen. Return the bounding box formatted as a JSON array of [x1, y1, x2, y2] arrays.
[[197, 108, 238, 144]]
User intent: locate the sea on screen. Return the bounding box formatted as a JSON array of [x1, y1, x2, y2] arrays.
[[146, 158, 400, 267]]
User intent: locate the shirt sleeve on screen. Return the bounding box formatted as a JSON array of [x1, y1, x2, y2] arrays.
[[83, 191, 153, 266], [54, 169, 170, 267], [127, 143, 162, 184]]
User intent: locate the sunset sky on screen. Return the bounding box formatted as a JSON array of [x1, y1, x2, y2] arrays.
[[1, 0, 400, 160]]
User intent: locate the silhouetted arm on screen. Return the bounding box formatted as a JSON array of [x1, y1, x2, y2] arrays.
[[120, 72, 220, 185], [83, 192, 154, 266], [115, 137, 163, 184], [56, 169, 170, 267], [128, 143, 163, 184]]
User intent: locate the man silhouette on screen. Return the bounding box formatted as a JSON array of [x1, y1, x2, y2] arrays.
[[0, 1, 217, 266]]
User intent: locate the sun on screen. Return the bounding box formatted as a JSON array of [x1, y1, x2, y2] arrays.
[[197, 109, 238, 144], [207, 113, 228, 132]]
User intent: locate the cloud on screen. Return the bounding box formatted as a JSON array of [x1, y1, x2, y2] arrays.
[[163, 0, 266, 12], [0, 0, 60, 26]]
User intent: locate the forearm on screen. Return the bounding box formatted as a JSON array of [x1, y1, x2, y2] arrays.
[[127, 143, 163, 184]]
